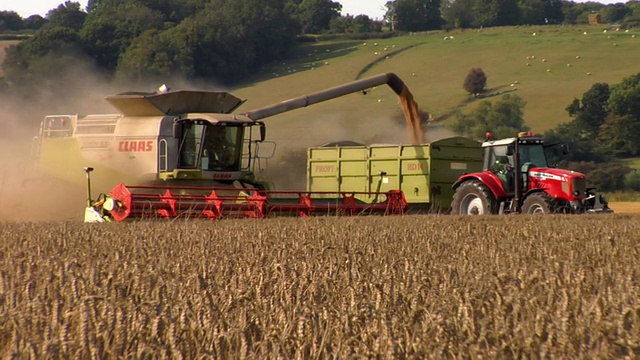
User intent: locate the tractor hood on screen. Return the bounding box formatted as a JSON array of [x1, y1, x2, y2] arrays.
[[106, 90, 245, 117], [528, 167, 585, 182]]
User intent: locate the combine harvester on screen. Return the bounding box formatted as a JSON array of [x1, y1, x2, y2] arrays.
[[32, 73, 611, 222]]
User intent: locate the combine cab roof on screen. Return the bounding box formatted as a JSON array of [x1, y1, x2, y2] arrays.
[[106, 90, 245, 116]]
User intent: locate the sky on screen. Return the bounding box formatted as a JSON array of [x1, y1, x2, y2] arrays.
[[2, 0, 626, 19]]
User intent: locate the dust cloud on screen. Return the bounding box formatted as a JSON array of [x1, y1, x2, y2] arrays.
[[0, 53, 230, 222]]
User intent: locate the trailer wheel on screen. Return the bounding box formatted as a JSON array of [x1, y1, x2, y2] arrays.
[[522, 192, 554, 214], [451, 180, 497, 215]]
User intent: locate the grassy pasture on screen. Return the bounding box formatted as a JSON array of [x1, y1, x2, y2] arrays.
[[1, 215, 639, 358], [233, 26, 640, 149]]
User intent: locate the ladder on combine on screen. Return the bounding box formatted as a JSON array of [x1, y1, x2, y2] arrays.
[[89, 184, 407, 222]]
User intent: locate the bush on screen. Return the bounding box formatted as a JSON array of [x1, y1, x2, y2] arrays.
[[624, 170, 640, 191], [584, 163, 632, 192]]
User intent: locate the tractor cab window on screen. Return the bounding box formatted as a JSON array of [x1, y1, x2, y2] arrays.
[[519, 144, 548, 169], [202, 126, 242, 171], [487, 145, 514, 190], [178, 123, 204, 168], [178, 123, 243, 171]]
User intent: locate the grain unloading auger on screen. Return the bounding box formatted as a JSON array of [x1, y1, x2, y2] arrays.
[[81, 73, 416, 222]]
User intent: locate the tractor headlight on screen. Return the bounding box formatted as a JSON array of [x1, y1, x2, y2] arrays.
[[573, 190, 580, 197]]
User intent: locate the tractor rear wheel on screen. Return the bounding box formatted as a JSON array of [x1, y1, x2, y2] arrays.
[[451, 180, 497, 215], [522, 192, 554, 214]]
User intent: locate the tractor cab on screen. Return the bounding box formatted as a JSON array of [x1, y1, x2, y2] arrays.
[[483, 132, 547, 192]]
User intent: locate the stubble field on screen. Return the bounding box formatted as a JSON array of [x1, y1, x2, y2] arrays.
[[1, 215, 639, 358]]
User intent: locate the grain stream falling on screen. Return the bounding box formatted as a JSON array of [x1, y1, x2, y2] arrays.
[[399, 85, 424, 145], [1, 215, 639, 358]]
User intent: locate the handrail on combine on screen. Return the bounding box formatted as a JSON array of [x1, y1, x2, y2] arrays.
[[102, 184, 407, 222]]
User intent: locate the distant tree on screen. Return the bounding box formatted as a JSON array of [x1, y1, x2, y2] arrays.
[[45, 1, 87, 31], [451, 94, 528, 140], [391, 0, 443, 32], [600, 3, 632, 24], [0, 11, 24, 32], [565, 82, 610, 134], [599, 73, 640, 156], [294, 0, 342, 33], [441, 0, 474, 28], [23, 15, 48, 30], [80, 2, 164, 70], [463, 67, 487, 97], [329, 14, 381, 33]]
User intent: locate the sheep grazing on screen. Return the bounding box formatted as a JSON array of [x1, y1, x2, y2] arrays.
[[363, 42, 367, 46], [546, 69, 551, 72], [532, 32, 537, 36], [513, 80, 520, 84], [613, 43, 619, 46], [542, 58, 547, 62], [576, 55, 581, 59], [567, 63, 572, 67], [587, 72, 592, 76], [583, 31, 588, 35], [412, 73, 417, 77], [526, 63, 532, 66]]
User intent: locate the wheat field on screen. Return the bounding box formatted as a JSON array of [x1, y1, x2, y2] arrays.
[[1, 215, 639, 358]]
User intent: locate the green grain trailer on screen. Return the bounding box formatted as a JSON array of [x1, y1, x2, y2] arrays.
[[307, 136, 483, 211]]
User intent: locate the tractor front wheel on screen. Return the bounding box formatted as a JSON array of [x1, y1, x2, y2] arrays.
[[522, 193, 554, 214], [451, 180, 497, 215]]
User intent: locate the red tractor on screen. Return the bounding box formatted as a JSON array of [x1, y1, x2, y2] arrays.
[[451, 132, 612, 215]]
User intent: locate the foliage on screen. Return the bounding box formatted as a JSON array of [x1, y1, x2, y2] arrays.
[[463, 67, 487, 97], [451, 94, 528, 140], [624, 170, 640, 191], [44, 1, 87, 32], [585, 163, 632, 192], [546, 74, 640, 162], [0, 11, 24, 32], [292, 0, 342, 34], [387, 0, 443, 32], [329, 15, 382, 34]]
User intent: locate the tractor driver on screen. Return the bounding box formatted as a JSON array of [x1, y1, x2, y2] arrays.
[[492, 155, 514, 190], [203, 127, 236, 171]]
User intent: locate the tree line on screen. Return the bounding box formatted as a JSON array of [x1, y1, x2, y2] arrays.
[[1, 0, 639, 90]]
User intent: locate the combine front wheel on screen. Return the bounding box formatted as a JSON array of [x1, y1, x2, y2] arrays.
[[522, 193, 554, 214], [451, 180, 497, 215]]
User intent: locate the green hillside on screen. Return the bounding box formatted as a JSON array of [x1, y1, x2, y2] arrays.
[[231, 26, 640, 150]]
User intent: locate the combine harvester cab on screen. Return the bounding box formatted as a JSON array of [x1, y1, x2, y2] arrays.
[[450, 132, 613, 215], [31, 73, 432, 222]]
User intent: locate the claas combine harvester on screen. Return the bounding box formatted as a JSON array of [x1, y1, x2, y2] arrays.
[[31, 73, 611, 222]]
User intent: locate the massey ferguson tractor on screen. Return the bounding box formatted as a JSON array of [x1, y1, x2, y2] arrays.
[[450, 132, 612, 215]]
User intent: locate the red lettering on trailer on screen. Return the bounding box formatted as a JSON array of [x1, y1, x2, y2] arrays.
[[315, 165, 335, 173], [118, 140, 153, 152], [407, 163, 423, 171]]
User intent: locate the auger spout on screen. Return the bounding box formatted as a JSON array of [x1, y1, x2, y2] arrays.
[[243, 73, 406, 121]]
